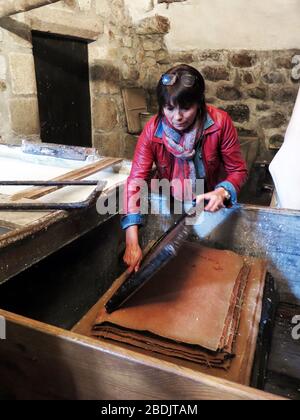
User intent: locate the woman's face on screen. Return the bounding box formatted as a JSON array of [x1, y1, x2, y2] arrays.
[[163, 102, 198, 132]]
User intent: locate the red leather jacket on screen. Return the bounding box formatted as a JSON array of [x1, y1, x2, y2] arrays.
[[122, 105, 248, 229]]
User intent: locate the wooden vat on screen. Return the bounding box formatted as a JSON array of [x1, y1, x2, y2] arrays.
[[0, 204, 299, 400], [0, 144, 128, 285]]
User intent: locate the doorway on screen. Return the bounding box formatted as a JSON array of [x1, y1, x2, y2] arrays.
[[32, 31, 92, 147]]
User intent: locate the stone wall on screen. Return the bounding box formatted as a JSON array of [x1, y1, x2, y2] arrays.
[[125, 0, 300, 51], [0, 0, 168, 158], [0, 0, 104, 144], [89, 3, 300, 156], [0, 0, 299, 159], [166, 49, 300, 151], [90, 0, 147, 158], [111, 11, 300, 154]]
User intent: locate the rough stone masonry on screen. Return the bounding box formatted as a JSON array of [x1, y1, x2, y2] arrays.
[[0, 0, 299, 159]]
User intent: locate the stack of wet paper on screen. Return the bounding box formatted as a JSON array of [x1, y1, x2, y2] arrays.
[[92, 243, 266, 381]]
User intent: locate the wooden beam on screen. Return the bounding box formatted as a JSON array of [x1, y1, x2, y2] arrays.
[[10, 157, 123, 201], [0, 0, 61, 19]]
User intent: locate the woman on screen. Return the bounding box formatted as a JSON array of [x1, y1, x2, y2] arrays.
[[122, 64, 248, 273]]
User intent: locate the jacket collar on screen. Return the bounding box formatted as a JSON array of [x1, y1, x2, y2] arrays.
[[204, 113, 214, 130], [154, 112, 215, 139]]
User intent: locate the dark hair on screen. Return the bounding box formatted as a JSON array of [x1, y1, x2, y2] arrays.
[[157, 64, 207, 125]]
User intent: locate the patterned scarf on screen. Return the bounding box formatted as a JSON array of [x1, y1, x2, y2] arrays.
[[162, 117, 202, 201]]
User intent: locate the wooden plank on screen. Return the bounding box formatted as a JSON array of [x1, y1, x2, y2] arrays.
[[0, 194, 51, 226], [0, 309, 284, 400], [11, 157, 123, 201], [122, 88, 147, 134]]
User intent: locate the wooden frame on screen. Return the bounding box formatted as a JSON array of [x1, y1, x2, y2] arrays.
[[0, 157, 123, 285], [0, 309, 284, 400]]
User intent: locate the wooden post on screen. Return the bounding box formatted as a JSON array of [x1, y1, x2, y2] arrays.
[[0, 0, 61, 19]]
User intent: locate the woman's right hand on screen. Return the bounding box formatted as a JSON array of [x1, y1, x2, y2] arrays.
[[124, 225, 143, 274]]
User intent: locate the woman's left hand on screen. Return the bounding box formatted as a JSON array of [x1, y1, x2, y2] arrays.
[[196, 188, 227, 212]]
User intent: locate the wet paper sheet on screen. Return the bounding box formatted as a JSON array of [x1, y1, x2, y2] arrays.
[[93, 243, 266, 381]]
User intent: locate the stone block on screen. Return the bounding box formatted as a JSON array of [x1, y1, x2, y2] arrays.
[[122, 37, 133, 48], [92, 80, 120, 95], [259, 112, 286, 129], [0, 80, 7, 91], [156, 49, 170, 65], [9, 53, 37, 95], [271, 87, 297, 103], [237, 128, 257, 137], [96, 0, 111, 17], [217, 85, 241, 101], [27, 8, 103, 41], [197, 51, 222, 62], [0, 55, 6, 80], [77, 0, 92, 12], [90, 61, 120, 94], [93, 97, 118, 131], [247, 87, 267, 100], [94, 132, 124, 157], [142, 38, 162, 52], [230, 53, 257, 68], [275, 56, 293, 69], [136, 15, 170, 35], [121, 65, 140, 81], [242, 72, 255, 85], [262, 72, 285, 84], [9, 98, 40, 135], [170, 52, 194, 63], [124, 134, 138, 159], [221, 104, 250, 123], [256, 103, 270, 111], [2, 17, 32, 48], [49, 0, 76, 10], [269, 134, 284, 150], [201, 66, 230, 82]]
